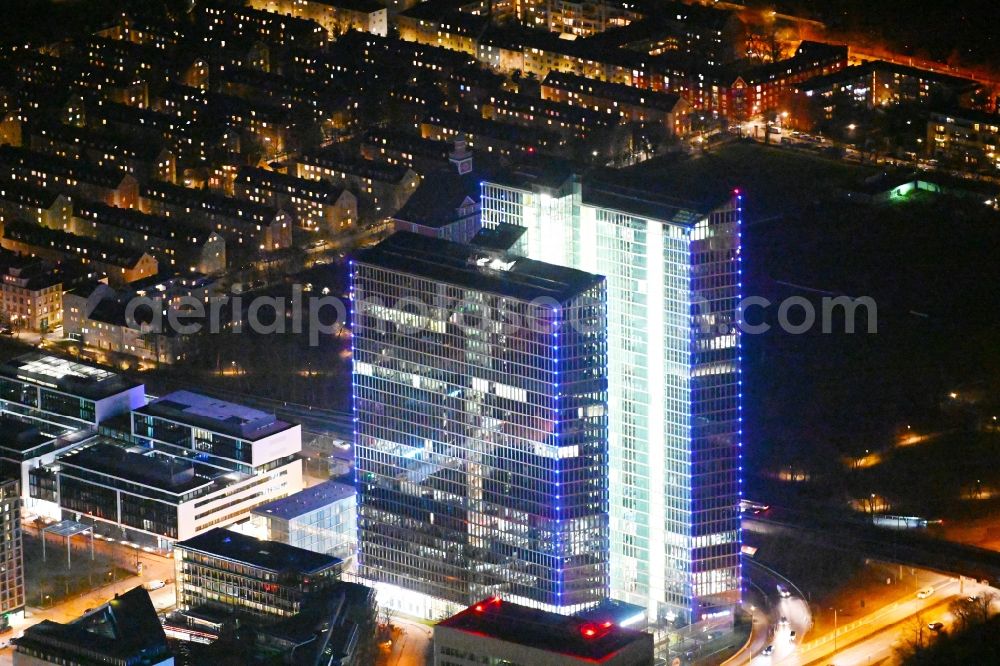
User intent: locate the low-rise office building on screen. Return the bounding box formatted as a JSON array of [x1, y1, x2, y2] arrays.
[[434, 598, 654, 666], [175, 527, 342, 619], [0, 352, 144, 430], [251, 480, 357, 564], [0, 416, 87, 508], [28, 390, 303, 546]]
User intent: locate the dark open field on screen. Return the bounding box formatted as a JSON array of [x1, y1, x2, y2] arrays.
[[628, 143, 1000, 512]]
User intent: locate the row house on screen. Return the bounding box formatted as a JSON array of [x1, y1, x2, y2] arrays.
[[0, 183, 72, 231], [392, 0, 845, 123], [540, 71, 689, 135], [421, 109, 565, 158], [75, 35, 183, 94], [141, 180, 293, 252], [385, 84, 447, 125], [0, 220, 158, 286], [211, 66, 357, 129], [295, 152, 420, 218], [576, 1, 745, 64], [72, 201, 227, 274], [107, 13, 184, 51], [86, 98, 179, 142], [446, 64, 511, 106], [361, 128, 453, 171], [0, 145, 139, 208], [156, 84, 291, 156], [70, 61, 150, 108], [286, 47, 360, 85], [199, 1, 328, 50], [9, 52, 72, 93], [396, 1, 488, 57], [248, 0, 388, 38], [333, 31, 477, 78], [482, 89, 617, 139], [27, 119, 177, 183], [84, 99, 224, 165], [235, 166, 356, 233], [186, 31, 275, 75]]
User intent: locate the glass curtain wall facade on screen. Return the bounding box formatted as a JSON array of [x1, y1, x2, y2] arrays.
[[352, 234, 609, 615], [481, 177, 741, 625]]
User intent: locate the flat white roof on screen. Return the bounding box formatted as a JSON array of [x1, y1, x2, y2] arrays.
[[17, 355, 114, 383]]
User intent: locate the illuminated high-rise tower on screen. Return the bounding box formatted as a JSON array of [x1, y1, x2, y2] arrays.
[[481, 168, 742, 625], [352, 232, 609, 618]]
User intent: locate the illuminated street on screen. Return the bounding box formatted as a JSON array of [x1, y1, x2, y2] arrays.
[[745, 575, 1000, 666], [0, 0, 998, 664]]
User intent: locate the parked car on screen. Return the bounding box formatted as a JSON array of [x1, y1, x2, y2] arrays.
[[143, 579, 166, 591], [928, 622, 945, 632]]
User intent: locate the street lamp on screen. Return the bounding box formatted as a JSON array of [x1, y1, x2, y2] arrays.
[[830, 607, 843, 652]]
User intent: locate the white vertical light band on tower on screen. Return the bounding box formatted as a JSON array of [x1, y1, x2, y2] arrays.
[[481, 171, 741, 625]]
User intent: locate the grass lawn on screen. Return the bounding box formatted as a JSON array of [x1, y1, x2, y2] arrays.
[[620, 140, 877, 217]]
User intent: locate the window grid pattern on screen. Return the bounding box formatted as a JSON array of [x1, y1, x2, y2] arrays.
[[353, 263, 609, 614], [481, 181, 742, 625]]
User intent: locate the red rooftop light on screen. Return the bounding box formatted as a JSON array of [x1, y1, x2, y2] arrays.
[[580, 621, 614, 639]]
